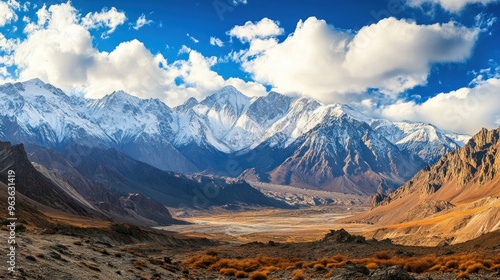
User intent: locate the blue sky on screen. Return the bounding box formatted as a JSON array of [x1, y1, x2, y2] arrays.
[[0, 0, 499, 134]]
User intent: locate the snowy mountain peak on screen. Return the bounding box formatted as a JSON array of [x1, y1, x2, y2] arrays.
[[201, 85, 250, 108], [19, 78, 67, 98], [175, 97, 198, 111], [92, 90, 141, 109]]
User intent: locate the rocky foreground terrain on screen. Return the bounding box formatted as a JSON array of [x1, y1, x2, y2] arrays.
[[1, 220, 499, 280]]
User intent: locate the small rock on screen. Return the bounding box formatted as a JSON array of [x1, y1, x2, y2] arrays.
[[370, 265, 415, 280], [25, 255, 36, 262], [49, 251, 61, 260], [16, 223, 26, 231]]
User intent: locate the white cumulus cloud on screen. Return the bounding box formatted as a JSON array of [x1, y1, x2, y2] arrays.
[[210, 36, 224, 47], [11, 2, 266, 106], [133, 13, 152, 30], [228, 17, 284, 42], [232, 16, 478, 104], [406, 0, 500, 13], [0, 0, 20, 27], [380, 77, 500, 134], [82, 7, 126, 39], [186, 33, 199, 43]]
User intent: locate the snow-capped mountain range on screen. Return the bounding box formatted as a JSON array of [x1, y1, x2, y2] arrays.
[[0, 79, 470, 194]]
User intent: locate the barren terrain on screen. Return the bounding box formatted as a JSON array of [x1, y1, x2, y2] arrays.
[[159, 206, 369, 243]]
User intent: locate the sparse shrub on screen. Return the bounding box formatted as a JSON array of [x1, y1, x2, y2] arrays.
[[235, 270, 247, 278], [184, 255, 218, 269], [456, 271, 470, 279], [206, 250, 218, 256], [219, 268, 238, 276], [482, 259, 493, 269], [404, 259, 434, 273], [313, 263, 325, 271], [366, 262, 379, 269], [330, 254, 347, 262], [249, 271, 267, 280], [291, 269, 305, 280], [445, 259, 459, 269], [132, 259, 147, 270], [466, 263, 485, 274], [373, 251, 392, 260], [114, 251, 122, 258]]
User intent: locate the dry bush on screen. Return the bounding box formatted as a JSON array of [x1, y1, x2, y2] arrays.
[[459, 260, 476, 271], [456, 271, 470, 279], [291, 269, 305, 280], [263, 265, 278, 272], [206, 250, 218, 256], [445, 259, 459, 269], [235, 270, 248, 278], [373, 251, 392, 260], [465, 263, 485, 274], [491, 263, 500, 270], [132, 259, 147, 270], [366, 262, 379, 269], [313, 263, 326, 271], [249, 271, 268, 280], [324, 272, 333, 278], [183, 251, 500, 276], [219, 268, 238, 276], [330, 254, 347, 262], [184, 255, 218, 269], [399, 255, 437, 273]]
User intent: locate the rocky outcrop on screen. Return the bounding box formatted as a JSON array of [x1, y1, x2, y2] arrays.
[[322, 229, 367, 244], [341, 127, 500, 245]]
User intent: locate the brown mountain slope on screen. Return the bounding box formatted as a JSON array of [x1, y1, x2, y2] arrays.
[[340, 127, 500, 246]]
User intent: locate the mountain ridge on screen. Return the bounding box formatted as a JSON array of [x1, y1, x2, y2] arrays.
[[0, 78, 470, 195], [340, 126, 500, 245]]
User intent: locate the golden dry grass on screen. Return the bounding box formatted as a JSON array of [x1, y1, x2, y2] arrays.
[[183, 252, 500, 276], [291, 269, 305, 280], [249, 271, 268, 280]]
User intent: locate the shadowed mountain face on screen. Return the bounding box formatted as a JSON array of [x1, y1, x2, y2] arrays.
[[28, 144, 291, 209], [342, 127, 500, 246], [0, 141, 184, 226], [0, 79, 469, 195], [0, 142, 93, 216]]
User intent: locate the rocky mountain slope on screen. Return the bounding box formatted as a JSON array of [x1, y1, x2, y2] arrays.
[[341, 127, 500, 245], [27, 144, 289, 209], [0, 79, 469, 194], [0, 141, 184, 226]]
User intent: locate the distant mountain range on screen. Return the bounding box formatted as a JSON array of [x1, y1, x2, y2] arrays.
[[0, 79, 470, 195], [342, 127, 500, 245], [0, 140, 288, 228]]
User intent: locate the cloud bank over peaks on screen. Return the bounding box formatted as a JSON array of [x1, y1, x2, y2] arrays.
[[231, 17, 478, 104], [379, 76, 500, 135], [10, 2, 266, 106]]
